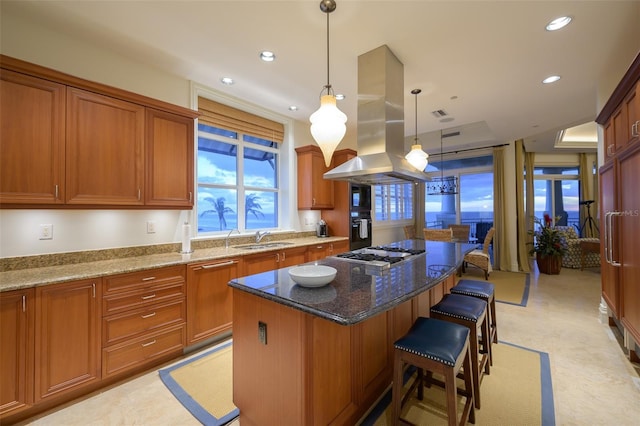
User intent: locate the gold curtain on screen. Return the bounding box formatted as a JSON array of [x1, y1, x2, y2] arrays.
[[579, 153, 599, 238], [525, 149, 535, 259], [515, 140, 531, 272], [198, 97, 284, 143], [493, 146, 510, 271]]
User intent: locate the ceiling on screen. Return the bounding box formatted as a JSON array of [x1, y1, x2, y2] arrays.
[[3, 1, 639, 155]]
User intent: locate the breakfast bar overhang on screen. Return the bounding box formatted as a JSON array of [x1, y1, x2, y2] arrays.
[[229, 240, 475, 426]]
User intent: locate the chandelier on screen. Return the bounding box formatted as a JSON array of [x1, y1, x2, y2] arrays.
[[404, 88, 429, 171], [426, 130, 458, 195], [309, 0, 347, 167]]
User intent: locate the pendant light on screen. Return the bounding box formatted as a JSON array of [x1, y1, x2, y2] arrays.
[[405, 89, 429, 171], [426, 130, 458, 195], [309, 0, 347, 167]]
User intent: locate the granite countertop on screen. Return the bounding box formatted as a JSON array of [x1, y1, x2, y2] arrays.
[[0, 235, 348, 292], [229, 240, 476, 326]]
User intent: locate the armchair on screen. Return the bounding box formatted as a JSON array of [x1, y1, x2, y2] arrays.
[[554, 226, 600, 269]]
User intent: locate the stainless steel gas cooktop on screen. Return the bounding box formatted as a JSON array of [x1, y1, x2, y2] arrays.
[[333, 246, 426, 269]]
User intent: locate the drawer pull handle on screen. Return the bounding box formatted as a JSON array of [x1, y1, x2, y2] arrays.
[[201, 260, 237, 269], [141, 294, 156, 300], [141, 340, 156, 347], [141, 312, 156, 319], [141, 277, 156, 281]]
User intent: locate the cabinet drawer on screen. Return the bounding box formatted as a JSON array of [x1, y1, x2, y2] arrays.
[[103, 299, 185, 346], [102, 324, 185, 378], [104, 265, 185, 295], [103, 282, 185, 315]]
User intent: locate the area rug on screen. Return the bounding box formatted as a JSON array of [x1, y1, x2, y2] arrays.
[[360, 341, 555, 425], [459, 269, 530, 306], [159, 340, 238, 425]]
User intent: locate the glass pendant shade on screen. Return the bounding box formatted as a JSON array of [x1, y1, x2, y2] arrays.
[[310, 94, 347, 166], [405, 143, 429, 171]]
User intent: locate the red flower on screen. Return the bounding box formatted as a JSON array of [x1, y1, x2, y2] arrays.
[[543, 213, 552, 227]]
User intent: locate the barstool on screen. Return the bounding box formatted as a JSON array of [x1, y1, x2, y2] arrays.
[[451, 278, 498, 346], [392, 317, 475, 426], [430, 293, 491, 409]]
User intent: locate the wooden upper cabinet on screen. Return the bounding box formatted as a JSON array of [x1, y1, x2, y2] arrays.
[[66, 87, 145, 206], [624, 81, 639, 147], [0, 70, 66, 205], [145, 109, 194, 207], [296, 145, 334, 210]]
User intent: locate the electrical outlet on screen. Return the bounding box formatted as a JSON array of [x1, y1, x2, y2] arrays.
[[39, 224, 53, 240], [146, 221, 156, 234], [258, 321, 267, 345]]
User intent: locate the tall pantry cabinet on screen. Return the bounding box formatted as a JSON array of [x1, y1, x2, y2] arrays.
[[597, 51, 640, 361]]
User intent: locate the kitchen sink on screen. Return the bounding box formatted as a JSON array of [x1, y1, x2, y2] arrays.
[[233, 242, 294, 250]]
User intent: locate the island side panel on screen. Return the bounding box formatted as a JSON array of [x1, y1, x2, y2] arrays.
[[232, 289, 305, 426]]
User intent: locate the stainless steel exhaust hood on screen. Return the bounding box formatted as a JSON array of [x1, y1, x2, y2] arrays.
[[323, 45, 428, 185]]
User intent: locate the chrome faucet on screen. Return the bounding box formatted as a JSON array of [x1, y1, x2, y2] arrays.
[[225, 229, 240, 249], [255, 230, 271, 243]]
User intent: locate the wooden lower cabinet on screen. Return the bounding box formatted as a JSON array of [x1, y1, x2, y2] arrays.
[[102, 265, 186, 378], [232, 274, 454, 426], [243, 246, 308, 276], [35, 279, 102, 402], [187, 258, 241, 345], [0, 289, 35, 418]]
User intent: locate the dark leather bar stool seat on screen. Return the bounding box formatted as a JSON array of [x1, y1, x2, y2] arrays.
[[430, 293, 491, 409], [392, 317, 475, 426], [451, 279, 498, 349]]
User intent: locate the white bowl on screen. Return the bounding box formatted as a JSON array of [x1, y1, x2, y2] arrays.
[[288, 265, 337, 288]]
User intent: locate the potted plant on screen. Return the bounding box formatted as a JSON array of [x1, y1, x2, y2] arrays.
[[528, 214, 568, 274]]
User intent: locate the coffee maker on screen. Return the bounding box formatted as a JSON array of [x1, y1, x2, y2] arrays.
[[316, 219, 329, 238]]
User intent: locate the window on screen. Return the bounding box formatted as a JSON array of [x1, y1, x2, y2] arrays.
[[196, 97, 283, 234], [374, 184, 414, 222], [425, 154, 494, 241], [532, 166, 580, 230]]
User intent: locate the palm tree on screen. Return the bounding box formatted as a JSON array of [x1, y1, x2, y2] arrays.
[[200, 196, 235, 230], [245, 193, 265, 224]]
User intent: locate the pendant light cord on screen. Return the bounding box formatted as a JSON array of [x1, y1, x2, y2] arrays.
[[326, 9, 330, 90]]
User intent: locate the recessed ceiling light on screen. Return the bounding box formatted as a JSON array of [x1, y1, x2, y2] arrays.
[[260, 51, 275, 62], [546, 16, 572, 31], [289, 105, 298, 111], [221, 77, 234, 85], [335, 94, 345, 100], [542, 75, 561, 84]]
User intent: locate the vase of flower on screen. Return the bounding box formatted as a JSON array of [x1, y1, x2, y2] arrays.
[[536, 254, 562, 274], [528, 214, 568, 275]]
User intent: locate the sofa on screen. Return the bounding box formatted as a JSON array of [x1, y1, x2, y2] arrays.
[[555, 226, 601, 269]]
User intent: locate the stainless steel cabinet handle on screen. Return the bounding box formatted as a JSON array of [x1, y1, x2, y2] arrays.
[[141, 340, 156, 347], [22, 295, 26, 312], [281, 252, 286, 262], [55, 184, 59, 200], [137, 188, 141, 201], [276, 253, 280, 263], [609, 211, 622, 267], [141, 312, 156, 319], [201, 260, 237, 269], [632, 120, 639, 137], [92, 282, 96, 298], [141, 294, 156, 300], [141, 276, 156, 281], [604, 212, 610, 264]]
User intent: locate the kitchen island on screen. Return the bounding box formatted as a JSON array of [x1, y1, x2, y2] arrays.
[[229, 239, 475, 426]]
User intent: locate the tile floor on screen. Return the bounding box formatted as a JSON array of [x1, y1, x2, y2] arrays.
[[18, 265, 640, 425]]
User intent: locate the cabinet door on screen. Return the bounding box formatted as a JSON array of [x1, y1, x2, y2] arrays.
[[0, 69, 65, 205], [0, 289, 34, 417], [329, 240, 350, 256], [35, 279, 101, 402], [307, 244, 329, 262], [244, 251, 280, 276], [612, 105, 629, 156], [296, 146, 334, 210], [600, 162, 619, 317], [187, 258, 240, 345], [66, 87, 145, 205], [624, 81, 639, 146], [145, 108, 194, 208], [280, 246, 308, 268], [618, 144, 640, 342]]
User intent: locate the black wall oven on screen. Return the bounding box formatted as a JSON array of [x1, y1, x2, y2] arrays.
[[350, 183, 372, 250]]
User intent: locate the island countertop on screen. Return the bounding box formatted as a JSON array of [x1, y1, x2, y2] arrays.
[[229, 239, 475, 325]]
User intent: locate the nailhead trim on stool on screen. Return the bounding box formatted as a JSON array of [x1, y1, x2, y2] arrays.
[[392, 317, 475, 426], [451, 278, 498, 348], [430, 293, 491, 409]]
